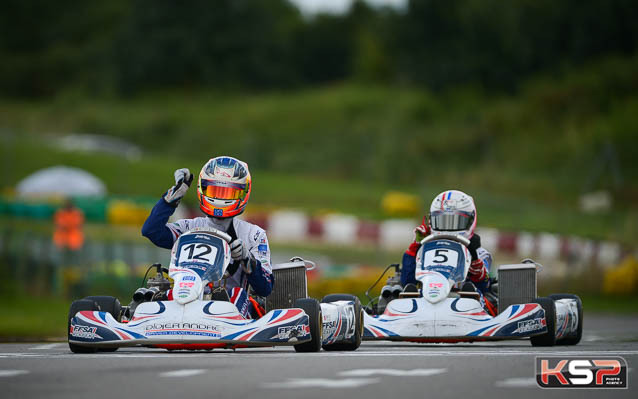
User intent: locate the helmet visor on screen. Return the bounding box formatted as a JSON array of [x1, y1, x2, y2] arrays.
[[430, 210, 474, 231], [201, 180, 247, 201]]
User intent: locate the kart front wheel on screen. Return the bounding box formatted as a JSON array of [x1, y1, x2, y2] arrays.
[[83, 296, 122, 321], [83, 296, 122, 352], [293, 298, 322, 353], [549, 293, 583, 345], [530, 297, 556, 347], [68, 299, 99, 354], [320, 294, 363, 351]]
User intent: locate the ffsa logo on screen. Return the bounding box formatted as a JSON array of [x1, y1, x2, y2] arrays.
[[536, 357, 627, 388]]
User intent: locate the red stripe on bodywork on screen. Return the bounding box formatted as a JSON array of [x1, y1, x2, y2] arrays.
[[367, 326, 385, 338], [482, 325, 500, 336], [238, 329, 259, 341], [80, 311, 107, 326], [112, 329, 130, 340], [271, 309, 303, 324]]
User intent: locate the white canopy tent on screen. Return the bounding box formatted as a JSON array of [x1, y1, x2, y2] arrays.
[[16, 166, 107, 197]]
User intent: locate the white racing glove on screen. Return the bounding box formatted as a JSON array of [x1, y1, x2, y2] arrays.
[[164, 168, 193, 205], [230, 239, 252, 274]]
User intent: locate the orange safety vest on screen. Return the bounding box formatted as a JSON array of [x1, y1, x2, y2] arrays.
[[53, 208, 85, 250]]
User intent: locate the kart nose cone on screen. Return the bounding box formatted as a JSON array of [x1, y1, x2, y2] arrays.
[[422, 274, 450, 304], [173, 272, 203, 305]]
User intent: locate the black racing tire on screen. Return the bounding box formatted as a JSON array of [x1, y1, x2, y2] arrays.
[[83, 296, 122, 321], [68, 299, 99, 354], [293, 298, 322, 353], [83, 296, 122, 352], [320, 294, 363, 351], [530, 297, 557, 347], [549, 293, 583, 345]]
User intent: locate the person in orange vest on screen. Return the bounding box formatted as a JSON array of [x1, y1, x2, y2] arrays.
[[53, 200, 85, 251]]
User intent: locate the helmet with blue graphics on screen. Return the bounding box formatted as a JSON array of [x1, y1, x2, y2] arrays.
[[197, 157, 251, 218], [428, 190, 477, 239]]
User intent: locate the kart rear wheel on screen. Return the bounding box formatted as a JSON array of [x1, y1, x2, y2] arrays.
[[68, 299, 99, 354], [293, 298, 322, 353], [530, 297, 556, 347], [320, 294, 363, 351], [549, 293, 583, 345], [83, 296, 122, 352]]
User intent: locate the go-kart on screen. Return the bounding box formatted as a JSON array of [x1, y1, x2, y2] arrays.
[[362, 234, 583, 346], [68, 228, 363, 353]]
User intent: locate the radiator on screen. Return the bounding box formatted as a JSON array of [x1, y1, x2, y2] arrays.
[[265, 262, 308, 312], [497, 264, 537, 313]]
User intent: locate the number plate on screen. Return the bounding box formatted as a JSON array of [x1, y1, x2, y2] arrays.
[[178, 243, 218, 264], [421, 248, 459, 269]]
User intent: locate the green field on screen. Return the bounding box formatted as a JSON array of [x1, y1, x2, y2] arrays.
[[2, 56, 638, 243]]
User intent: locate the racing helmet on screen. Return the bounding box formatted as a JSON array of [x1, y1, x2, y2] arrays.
[[197, 156, 252, 218], [428, 190, 477, 239]]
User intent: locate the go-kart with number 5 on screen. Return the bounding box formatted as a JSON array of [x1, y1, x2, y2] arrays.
[[363, 234, 582, 346]]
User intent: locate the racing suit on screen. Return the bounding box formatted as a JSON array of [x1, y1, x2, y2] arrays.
[[141, 197, 273, 318], [400, 234, 494, 311]]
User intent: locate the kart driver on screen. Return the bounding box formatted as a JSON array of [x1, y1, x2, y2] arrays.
[[142, 156, 273, 318], [400, 190, 497, 315]]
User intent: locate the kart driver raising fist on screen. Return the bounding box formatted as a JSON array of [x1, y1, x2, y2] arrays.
[[401, 190, 497, 315], [142, 156, 272, 318]]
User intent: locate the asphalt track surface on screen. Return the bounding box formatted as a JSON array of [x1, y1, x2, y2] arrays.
[[1, 313, 636, 399]]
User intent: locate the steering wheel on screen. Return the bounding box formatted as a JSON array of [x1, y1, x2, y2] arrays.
[[420, 233, 470, 247], [186, 227, 232, 243]]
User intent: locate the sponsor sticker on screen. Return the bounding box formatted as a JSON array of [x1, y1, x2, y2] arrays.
[[145, 323, 222, 338], [515, 318, 545, 333], [70, 325, 102, 340], [536, 357, 627, 389], [277, 325, 309, 340]]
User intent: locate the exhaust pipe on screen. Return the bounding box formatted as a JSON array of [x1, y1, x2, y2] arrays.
[[144, 287, 159, 302], [133, 288, 149, 303]]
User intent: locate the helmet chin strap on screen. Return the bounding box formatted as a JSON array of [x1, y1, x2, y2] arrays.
[[207, 216, 233, 232]]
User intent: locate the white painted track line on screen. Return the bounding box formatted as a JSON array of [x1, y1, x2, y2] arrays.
[[339, 368, 447, 377], [0, 370, 30, 377], [159, 369, 206, 377], [263, 378, 380, 389], [29, 343, 62, 350], [494, 377, 538, 388]]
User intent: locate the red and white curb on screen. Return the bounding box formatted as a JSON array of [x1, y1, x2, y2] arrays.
[[236, 211, 628, 266]]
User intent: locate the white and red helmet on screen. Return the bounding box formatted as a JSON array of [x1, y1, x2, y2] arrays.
[[428, 190, 477, 239]]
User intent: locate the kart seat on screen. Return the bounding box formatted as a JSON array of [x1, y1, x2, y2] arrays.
[[211, 289, 230, 302]]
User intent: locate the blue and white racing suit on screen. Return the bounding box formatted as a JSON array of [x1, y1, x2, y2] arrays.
[[401, 234, 493, 293], [141, 197, 273, 318]]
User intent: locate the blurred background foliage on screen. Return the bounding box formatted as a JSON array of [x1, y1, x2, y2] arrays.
[[3, 0, 637, 95], [1, 0, 636, 211]]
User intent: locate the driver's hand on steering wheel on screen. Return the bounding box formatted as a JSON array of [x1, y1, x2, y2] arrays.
[[230, 239, 252, 274], [468, 234, 481, 261]]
